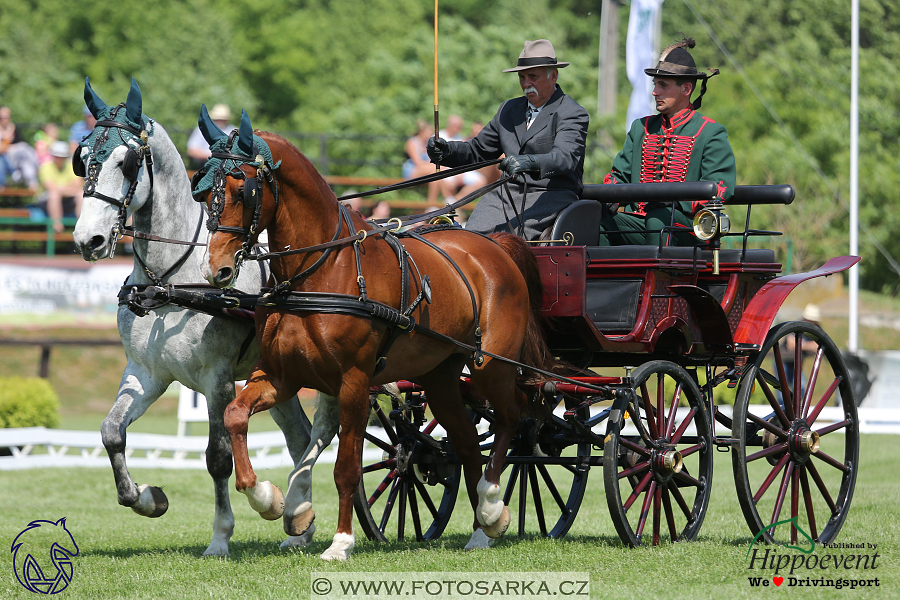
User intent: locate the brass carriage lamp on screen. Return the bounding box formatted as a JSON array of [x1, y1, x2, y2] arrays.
[[692, 199, 730, 274]]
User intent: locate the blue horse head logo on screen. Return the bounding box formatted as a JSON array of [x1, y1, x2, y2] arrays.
[[11, 518, 79, 594]]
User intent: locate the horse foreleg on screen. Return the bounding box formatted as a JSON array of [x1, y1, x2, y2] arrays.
[[280, 392, 339, 549], [102, 365, 169, 516], [224, 370, 287, 520], [321, 375, 370, 561]]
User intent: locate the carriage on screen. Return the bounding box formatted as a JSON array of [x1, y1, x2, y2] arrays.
[[73, 81, 858, 558], [352, 181, 858, 549]]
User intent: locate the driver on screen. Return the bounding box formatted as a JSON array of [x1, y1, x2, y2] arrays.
[[426, 39, 589, 241]]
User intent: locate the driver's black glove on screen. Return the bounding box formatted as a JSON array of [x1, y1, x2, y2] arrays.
[[426, 137, 450, 163], [499, 154, 540, 177]]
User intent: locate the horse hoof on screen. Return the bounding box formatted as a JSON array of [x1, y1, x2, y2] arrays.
[[280, 522, 316, 550], [284, 509, 315, 536], [131, 484, 169, 518], [259, 485, 285, 520], [481, 505, 510, 539], [464, 528, 495, 550]]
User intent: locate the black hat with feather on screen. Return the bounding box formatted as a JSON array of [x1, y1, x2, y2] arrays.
[[645, 37, 719, 109]]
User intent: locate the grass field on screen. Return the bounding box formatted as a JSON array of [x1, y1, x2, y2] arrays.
[[1, 433, 897, 600]]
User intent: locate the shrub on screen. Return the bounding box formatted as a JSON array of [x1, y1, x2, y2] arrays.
[[0, 377, 60, 428]]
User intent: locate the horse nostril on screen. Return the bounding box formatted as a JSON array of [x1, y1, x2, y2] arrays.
[[88, 235, 106, 251], [214, 267, 233, 286]]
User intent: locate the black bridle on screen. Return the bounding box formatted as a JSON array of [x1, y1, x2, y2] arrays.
[[75, 104, 204, 285], [192, 130, 279, 278]]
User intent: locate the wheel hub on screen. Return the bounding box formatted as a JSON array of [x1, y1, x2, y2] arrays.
[[786, 420, 819, 464], [651, 444, 683, 483]]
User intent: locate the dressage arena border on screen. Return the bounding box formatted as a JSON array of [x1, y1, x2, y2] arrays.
[[2, 406, 898, 470]]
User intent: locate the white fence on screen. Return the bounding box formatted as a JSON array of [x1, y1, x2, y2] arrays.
[[1, 406, 898, 471]]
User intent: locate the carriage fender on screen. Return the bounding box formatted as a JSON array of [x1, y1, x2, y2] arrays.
[[667, 284, 734, 351], [732, 255, 860, 346]]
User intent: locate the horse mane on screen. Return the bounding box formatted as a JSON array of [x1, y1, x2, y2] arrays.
[[255, 131, 337, 202]]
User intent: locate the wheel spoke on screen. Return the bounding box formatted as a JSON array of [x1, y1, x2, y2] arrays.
[[815, 419, 850, 436], [537, 463, 568, 514], [746, 441, 788, 463], [363, 458, 396, 474], [528, 466, 548, 536], [397, 479, 408, 540], [769, 461, 795, 531], [772, 344, 796, 421], [623, 471, 653, 512], [652, 484, 662, 546], [678, 442, 703, 459], [790, 466, 800, 544], [746, 412, 787, 441], [639, 383, 659, 439], [807, 377, 842, 426], [368, 469, 398, 505], [666, 383, 683, 438], [670, 408, 697, 444], [672, 469, 702, 488], [800, 348, 825, 418], [518, 464, 529, 536], [378, 477, 401, 532], [364, 433, 396, 455], [656, 374, 666, 441], [756, 370, 791, 427], [799, 467, 819, 540], [811, 449, 850, 473], [407, 481, 423, 541], [618, 460, 651, 481], [792, 334, 803, 419], [503, 464, 519, 505], [752, 453, 790, 503], [662, 485, 678, 542], [669, 483, 694, 521], [636, 481, 656, 538], [806, 460, 837, 513], [373, 404, 399, 444], [620, 436, 652, 457], [413, 478, 439, 520]]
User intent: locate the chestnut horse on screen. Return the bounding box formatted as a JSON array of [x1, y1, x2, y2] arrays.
[[194, 107, 551, 560]]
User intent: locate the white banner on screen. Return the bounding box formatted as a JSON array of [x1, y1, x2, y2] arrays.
[[625, 0, 664, 130], [0, 261, 130, 317]]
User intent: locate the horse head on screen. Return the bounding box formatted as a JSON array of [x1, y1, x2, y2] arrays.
[[194, 106, 279, 288], [72, 77, 154, 262]]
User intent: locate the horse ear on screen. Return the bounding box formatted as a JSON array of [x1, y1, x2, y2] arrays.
[[125, 77, 143, 124], [198, 103, 227, 145], [237, 109, 254, 156], [83, 77, 107, 118]]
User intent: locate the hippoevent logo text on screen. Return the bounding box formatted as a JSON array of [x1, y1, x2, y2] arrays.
[[745, 518, 880, 589], [11, 518, 79, 594]]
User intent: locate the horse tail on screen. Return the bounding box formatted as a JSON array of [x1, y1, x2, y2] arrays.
[[489, 232, 556, 380]]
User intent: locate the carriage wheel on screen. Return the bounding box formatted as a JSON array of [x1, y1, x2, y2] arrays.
[[473, 400, 591, 539], [604, 360, 713, 547], [354, 392, 460, 542], [732, 321, 859, 546]]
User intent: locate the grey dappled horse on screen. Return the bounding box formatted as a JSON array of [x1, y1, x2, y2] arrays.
[[70, 78, 327, 556]]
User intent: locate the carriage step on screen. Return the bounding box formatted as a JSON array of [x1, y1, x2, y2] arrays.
[[714, 436, 739, 451]]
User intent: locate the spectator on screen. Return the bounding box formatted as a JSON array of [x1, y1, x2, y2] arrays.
[[439, 114, 465, 142], [341, 195, 364, 214], [370, 200, 391, 221], [187, 104, 236, 170], [0, 106, 39, 190], [34, 123, 60, 166], [68, 105, 97, 155], [434, 115, 488, 203], [402, 120, 442, 204], [35, 141, 83, 233]]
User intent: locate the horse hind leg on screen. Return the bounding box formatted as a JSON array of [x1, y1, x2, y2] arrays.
[[280, 392, 339, 549], [101, 367, 169, 516]]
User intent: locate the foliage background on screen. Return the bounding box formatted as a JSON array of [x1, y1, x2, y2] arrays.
[[0, 0, 897, 292]]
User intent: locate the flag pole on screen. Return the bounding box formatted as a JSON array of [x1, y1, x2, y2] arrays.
[[434, 0, 440, 170]]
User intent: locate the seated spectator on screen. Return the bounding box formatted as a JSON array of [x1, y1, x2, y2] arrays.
[[370, 200, 391, 221], [68, 105, 96, 155], [35, 141, 83, 233], [0, 106, 39, 190], [434, 116, 489, 203], [187, 104, 236, 170], [34, 123, 60, 166], [402, 120, 444, 204]]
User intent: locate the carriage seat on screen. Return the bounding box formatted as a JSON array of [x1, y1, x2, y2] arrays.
[[548, 199, 775, 264]]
